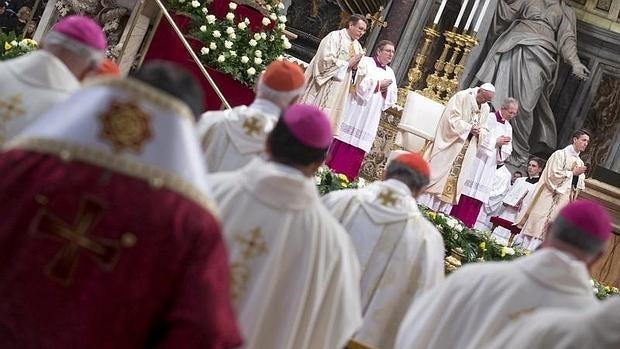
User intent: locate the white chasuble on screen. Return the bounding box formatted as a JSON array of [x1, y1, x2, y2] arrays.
[[516, 145, 585, 239], [422, 88, 491, 206], [300, 29, 364, 135], [0, 51, 80, 145], [461, 112, 513, 202], [335, 56, 397, 152], [395, 249, 598, 349], [323, 179, 445, 349], [207, 158, 362, 349], [197, 100, 280, 173]]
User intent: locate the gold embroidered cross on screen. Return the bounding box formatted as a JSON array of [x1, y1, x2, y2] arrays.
[[242, 117, 262, 136], [0, 94, 26, 122], [236, 228, 268, 259], [378, 189, 398, 206], [30, 195, 136, 286]]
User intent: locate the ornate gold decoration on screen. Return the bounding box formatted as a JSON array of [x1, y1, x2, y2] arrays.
[[99, 101, 153, 153], [444, 32, 479, 101], [444, 247, 464, 273], [378, 189, 398, 206], [230, 228, 268, 300], [360, 107, 402, 181], [242, 117, 263, 136], [440, 138, 472, 204], [365, 6, 387, 30], [29, 195, 134, 286], [397, 25, 441, 107], [420, 30, 458, 101], [0, 94, 26, 123]]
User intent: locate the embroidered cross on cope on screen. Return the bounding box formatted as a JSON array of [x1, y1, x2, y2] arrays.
[[236, 228, 268, 259], [30, 196, 135, 286], [242, 117, 262, 136], [0, 94, 26, 122], [378, 190, 398, 206]]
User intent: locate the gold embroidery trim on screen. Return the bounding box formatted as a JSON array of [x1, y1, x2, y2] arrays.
[[440, 138, 472, 204], [230, 228, 268, 300], [6, 137, 220, 219], [99, 101, 153, 153]]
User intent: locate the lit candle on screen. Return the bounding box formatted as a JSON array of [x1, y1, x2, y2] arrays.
[[463, 0, 480, 32], [473, 0, 491, 33], [453, 0, 470, 29], [433, 0, 449, 24]]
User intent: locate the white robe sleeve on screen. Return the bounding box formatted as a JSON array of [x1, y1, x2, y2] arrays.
[[382, 68, 398, 111]]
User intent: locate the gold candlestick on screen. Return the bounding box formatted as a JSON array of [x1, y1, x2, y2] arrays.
[[445, 32, 479, 101], [419, 28, 458, 102], [397, 25, 441, 107], [436, 30, 460, 99]]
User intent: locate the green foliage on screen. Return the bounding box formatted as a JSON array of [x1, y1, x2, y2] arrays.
[[315, 166, 366, 196], [0, 31, 38, 61], [168, 0, 290, 86]]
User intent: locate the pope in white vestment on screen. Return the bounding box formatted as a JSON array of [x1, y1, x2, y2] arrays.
[[0, 16, 106, 145], [516, 131, 589, 249], [482, 297, 620, 349], [198, 61, 305, 172], [322, 153, 445, 349], [396, 200, 611, 349], [418, 84, 495, 214], [299, 15, 366, 134], [207, 105, 362, 349]]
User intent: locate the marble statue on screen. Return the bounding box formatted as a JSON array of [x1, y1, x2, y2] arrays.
[[473, 0, 589, 168]]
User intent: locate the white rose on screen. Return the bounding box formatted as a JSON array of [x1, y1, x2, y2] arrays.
[[217, 55, 226, 62], [226, 12, 235, 21], [241, 56, 249, 63], [277, 23, 286, 30], [278, 3, 284, 9], [315, 176, 322, 185], [178, 0, 185, 3], [224, 40, 233, 49], [254, 57, 262, 64], [269, 35, 275, 41], [191, 0, 200, 8], [265, 4, 272, 10], [262, 17, 270, 26], [237, 22, 247, 30], [199, 25, 207, 32], [206, 15, 216, 24], [209, 42, 217, 50], [260, 32, 266, 39], [280, 34, 287, 40], [200, 47, 209, 55], [269, 13, 277, 21], [454, 224, 464, 232], [228, 2, 237, 10], [228, 33, 236, 39], [201, 7, 208, 14], [213, 30, 221, 38], [278, 15, 287, 23], [445, 218, 457, 228], [253, 33, 261, 40], [244, 17, 250, 24], [249, 39, 257, 47], [247, 67, 256, 75], [226, 27, 235, 34], [230, 50, 237, 56], [254, 50, 262, 57]]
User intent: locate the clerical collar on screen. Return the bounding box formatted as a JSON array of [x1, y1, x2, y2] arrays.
[[373, 56, 387, 70], [495, 110, 505, 124], [526, 176, 540, 184], [249, 98, 281, 116]]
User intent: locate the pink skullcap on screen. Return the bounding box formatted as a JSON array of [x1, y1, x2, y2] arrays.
[[51, 16, 106, 50], [558, 200, 611, 241], [282, 104, 332, 148]]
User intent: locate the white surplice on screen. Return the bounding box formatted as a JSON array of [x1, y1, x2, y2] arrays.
[[300, 29, 364, 135], [207, 158, 362, 349], [461, 111, 513, 202], [197, 99, 280, 173], [482, 297, 620, 349], [335, 56, 397, 153], [516, 145, 585, 239], [419, 88, 491, 212], [0, 51, 80, 145], [395, 248, 598, 349], [322, 179, 445, 349], [475, 164, 512, 230]]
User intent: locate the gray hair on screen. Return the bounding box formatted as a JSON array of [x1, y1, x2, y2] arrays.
[[501, 97, 519, 109], [385, 162, 429, 192], [549, 216, 607, 257]]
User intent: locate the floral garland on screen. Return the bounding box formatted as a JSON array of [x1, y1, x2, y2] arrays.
[[169, 0, 290, 85], [316, 175, 620, 300], [0, 31, 38, 61]]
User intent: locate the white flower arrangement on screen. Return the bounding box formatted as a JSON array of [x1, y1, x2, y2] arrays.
[[170, 0, 290, 85]]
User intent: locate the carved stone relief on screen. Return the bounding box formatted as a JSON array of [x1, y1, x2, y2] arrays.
[[359, 108, 402, 181]]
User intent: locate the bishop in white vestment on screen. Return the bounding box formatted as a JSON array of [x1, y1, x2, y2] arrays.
[[396, 200, 611, 349], [452, 98, 517, 227], [327, 40, 398, 180], [418, 84, 495, 213], [0, 16, 106, 145], [482, 297, 620, 349], [322, 152, 445, 349], [207, 105, 362, 349], [515, 130, 589, 249], [299, 15, 366, 134], [198, 61, 305, 172]]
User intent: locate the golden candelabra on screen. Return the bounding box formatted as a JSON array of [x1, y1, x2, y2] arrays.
[[444, 32, 479, 102], [420, 28, 458, 101], [396, 25, 440, 107]]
